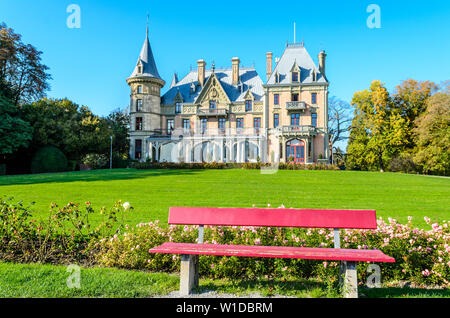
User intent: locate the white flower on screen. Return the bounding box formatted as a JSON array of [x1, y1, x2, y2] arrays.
[[123, 202, 131, 211]]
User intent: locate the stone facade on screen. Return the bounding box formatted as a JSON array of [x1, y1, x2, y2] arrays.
[[127, 29, 329, 164]]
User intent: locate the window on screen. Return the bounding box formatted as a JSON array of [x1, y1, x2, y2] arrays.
[[245, 100, 253, 112], [201, 118, 207, 134], [135, 117, 143, 131], [183, 119, 190, 133], [137, 85, 142, 94], [175, 103, 182, 114], [291, 113, 300, 126], [218, 118, 226, 134], [292, 72, 299, 82], [236, 118, 244, 133], [167, 119, 174, 135], [275, 73, 280, 84], [137, 66, 142, 74], [311, 113, 318, 127], [311, 93, 317, 105], [274, 94, 279, 106], [308, 141, 312, 160], [254, 117, 261, 135], [136, 99, 143, 112], [135, 139, 142, 159], [274, 113, 279, 128], [291, 93, 299, 102], [209, 100, 217, 110]]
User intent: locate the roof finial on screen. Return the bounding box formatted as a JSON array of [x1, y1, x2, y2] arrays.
[[211, 60, 215, 73], [294, 22, 296, 43], [146, 12, 149, 37]]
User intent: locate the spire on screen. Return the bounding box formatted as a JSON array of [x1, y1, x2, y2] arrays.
[[170, 72, 179, 88], [128, 16, 163, 81]]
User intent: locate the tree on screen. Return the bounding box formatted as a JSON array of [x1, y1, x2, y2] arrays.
[[347, 81, 409, 172], [328, 96, 353, 161], [0, 23, 51, 105], [105, 108, 130, 158], [20, 98, 112, 162], [0, 93, 32, 161], [392, 79, 438, 151], [413, 84, 450, 175]]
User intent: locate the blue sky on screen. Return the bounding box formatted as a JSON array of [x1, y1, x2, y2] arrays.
[[1, 0, 449, 117]]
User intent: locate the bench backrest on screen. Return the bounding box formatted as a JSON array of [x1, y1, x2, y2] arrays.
[[169, 207, 377, 230]]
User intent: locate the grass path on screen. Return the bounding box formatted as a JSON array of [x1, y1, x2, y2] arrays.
[[1, 169, 448, 228]]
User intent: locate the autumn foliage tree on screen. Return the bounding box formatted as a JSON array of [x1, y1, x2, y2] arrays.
[[346, 79, 448, 175], [347, 81, 408, 171], [413, 83, 450, 175]]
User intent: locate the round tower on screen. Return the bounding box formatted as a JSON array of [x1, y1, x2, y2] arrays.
[[127, 24, 165, 161]]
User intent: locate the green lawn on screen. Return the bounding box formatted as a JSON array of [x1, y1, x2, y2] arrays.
[[0, 262, 448, 298], [0, 169, 449, 228], [0, 262, 178, 298]]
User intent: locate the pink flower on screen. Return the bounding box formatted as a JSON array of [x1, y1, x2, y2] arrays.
[[422, 269, 431, 277]]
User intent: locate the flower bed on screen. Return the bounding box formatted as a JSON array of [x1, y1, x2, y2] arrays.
[[1, 198, 448, 287], [96, 214, 449, 287]]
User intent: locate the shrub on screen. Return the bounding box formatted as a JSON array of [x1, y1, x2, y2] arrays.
[[81, 153, 109, 170], [30, 146, 68, 174], [134, 161, 340, 171], [388, 153, 417, 173], [0, 198, 131, 265]]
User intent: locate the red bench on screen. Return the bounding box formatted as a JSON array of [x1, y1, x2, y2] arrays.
[[149, 207, 395, 297]]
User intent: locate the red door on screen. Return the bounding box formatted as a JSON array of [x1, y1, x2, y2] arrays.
[[286, 139, 305, 163]]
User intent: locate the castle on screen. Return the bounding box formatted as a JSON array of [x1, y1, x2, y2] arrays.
[[127, 25, 330, 164]]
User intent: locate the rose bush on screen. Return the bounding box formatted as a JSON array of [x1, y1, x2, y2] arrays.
[[95, 210, 449, 287]]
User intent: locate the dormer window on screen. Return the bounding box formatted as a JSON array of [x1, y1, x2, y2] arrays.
[[290, 61, 301, 83], [312, 70, 317, 82], [137, 65, 143, 74], [275, 72, 280, 84], [209, 100, 217, 110]]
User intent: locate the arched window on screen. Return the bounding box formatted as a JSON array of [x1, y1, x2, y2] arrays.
[[286, 139, 305, 163]]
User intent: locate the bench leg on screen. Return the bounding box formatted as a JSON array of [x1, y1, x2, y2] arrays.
[[180, 254, 199, 296], [343, 261, 358, 298]]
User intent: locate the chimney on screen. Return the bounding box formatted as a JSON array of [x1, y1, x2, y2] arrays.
[[318, 50, 327, 77], [266, 52, 273, 82], [231, 57, 240, 86], [197, 59, 206, 87]]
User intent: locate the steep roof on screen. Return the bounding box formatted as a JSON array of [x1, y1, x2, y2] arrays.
[[128, 27, 162, 80], [267, 43, 327, 85], [162, 68, 264, 105]]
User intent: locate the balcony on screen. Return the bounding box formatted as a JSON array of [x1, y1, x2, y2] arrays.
[[280, 125, 317, 136], [197, 108, 228, 117], [286, 101, 307, 111]]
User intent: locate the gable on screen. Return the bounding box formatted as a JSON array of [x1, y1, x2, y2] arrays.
[[195, 73, 231, 104]]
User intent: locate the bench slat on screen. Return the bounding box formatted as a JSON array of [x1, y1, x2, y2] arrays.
[[149, 243, 395, 263], [169, 207, 377, 229]]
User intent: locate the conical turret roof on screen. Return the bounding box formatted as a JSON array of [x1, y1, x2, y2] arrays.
[[129, 25, 162, 80]]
